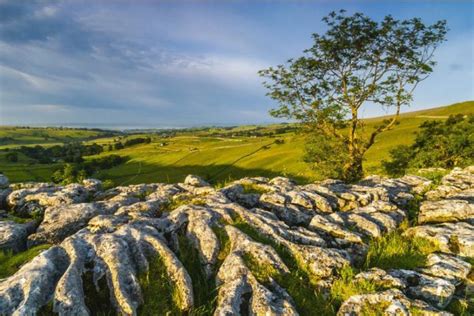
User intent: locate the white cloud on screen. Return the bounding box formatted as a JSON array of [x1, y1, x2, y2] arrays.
[[35, 5, 58, 18]]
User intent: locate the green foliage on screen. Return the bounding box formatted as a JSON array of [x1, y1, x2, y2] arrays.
[[1, 102, 472, 185], [166, 194, 207, 210], [304, 133, 349, 179], [330, 265, 379, 306], [446, 297, 474, 316], [176, 235, 217, 315], [234, 219, 335, 315], [384, 114, 474, 176], [416, 168, 449, 185], [260, 10, 447, 181], [82, 270, 113, 316], [18, 142, 103, 164], [405, 194, 424, 226], [5, 152, 18, 162], [82, 154, 126, 174], [212, 225, 231, 267], [0, 214, 35, 224], [51, 154, 126, 185], [102, 179, 115, 190], [241, 183, 270, 195], [0, 244, 51, 279], [365, 228, 439, 270], [138, 255, 182, 316], [51, 163, 87, 185]]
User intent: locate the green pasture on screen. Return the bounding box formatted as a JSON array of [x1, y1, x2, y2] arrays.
[[0, 101, 472, 184]]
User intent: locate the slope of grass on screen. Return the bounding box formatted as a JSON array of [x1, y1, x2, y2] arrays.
[[1, 101, 472, 184], [0, 244, 51, 279]]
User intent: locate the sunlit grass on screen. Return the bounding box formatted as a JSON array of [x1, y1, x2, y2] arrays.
[[138, 255, 182, 316], [364, 227, 440, 270], [0, 244, 51, 279]]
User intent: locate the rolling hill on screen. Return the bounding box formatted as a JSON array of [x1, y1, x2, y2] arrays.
[[0, 100, 472, 184]]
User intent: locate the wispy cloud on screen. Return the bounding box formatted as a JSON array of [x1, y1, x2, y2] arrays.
[[0, 0, 472, 126]]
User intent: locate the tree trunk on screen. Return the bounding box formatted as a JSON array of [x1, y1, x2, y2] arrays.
[[343, 154, 364, 182]]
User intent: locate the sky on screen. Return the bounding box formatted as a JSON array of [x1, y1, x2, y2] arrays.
[[0, 0, 473, 128]]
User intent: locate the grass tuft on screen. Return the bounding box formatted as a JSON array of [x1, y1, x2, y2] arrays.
[[166, 194, 207, 211], [176, 234, 216, 315], [241, 183, 269, 195], [233, 219, 335, 315], [0, 244, 51, 279], [330, 265, 379, 306], [138, 255, 182, 316], [364, 228, 439, 270]]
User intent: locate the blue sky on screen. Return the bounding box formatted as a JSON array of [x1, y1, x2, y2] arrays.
[[0, 0, 473, 127]]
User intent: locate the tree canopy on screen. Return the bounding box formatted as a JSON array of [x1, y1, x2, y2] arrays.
[[259, 10, 447, 181]]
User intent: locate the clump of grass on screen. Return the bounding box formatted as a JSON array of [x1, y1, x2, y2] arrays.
[[82, 270, 113, 316], [241, 183, 269, 195], [233, 219, 335, 315], [0, 244, 51, 279], [213, 176, 236, 189], [360, 300, 392, 316], [364, 229, 439, 270], [138, 255, 182, 315], [212, 225, 231, 266], [242, 252, 335, 316], [446, 297, 474, 316], [416, 168, 449, 185], [176, 234, 216, 315], [166, 194, 207, 210], [330, 265, 378, 306], [405, 194, 424, 225], [0, 213, 35, 224]]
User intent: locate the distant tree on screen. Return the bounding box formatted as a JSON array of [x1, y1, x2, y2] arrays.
[[114, 142, 124, 150], [259, 10, 447, 181], [383, 114, 474, 176], [5, 152, 18, 163]]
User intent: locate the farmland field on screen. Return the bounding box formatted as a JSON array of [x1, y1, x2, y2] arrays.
[[0, 101, 472, 185]]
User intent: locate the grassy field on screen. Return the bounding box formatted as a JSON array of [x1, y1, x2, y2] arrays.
[[0, 101, 472, 184]]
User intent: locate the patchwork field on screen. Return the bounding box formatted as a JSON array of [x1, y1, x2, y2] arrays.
[[0, 101, 472, 185]]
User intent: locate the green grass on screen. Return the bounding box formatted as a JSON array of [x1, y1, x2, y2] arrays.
[[0, 214, 36, 224], [446, 297, 474, 316], [0, 244, 51, 279], [233, 219, 336, 315], [1, 101, 473, 185], [176, 235, 216, 315], [415, 168, 450, 185], [138, 255, 182, 316], [166, 194, 208, 211], [329, 265, 379, 306], [241, 183, 270, 195], [82, 269, 114, 316], [364, 227, 440, 270], [0, 126, 112, 149]]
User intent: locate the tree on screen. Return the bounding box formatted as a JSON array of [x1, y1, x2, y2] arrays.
[[383, 114, 474, 176], [259, 10, 447, 181], [5, 152, 18, 163]]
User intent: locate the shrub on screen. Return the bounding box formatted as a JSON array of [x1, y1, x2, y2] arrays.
[[383, 114, 474, 176], [5, 152, 18, 162]]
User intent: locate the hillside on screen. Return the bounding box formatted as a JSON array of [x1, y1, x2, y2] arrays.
[[0, 167, 472, 315], [0, 101, 472, 184]]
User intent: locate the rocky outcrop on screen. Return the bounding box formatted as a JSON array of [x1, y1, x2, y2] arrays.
[[0, 168, 472, 315], [0, 221, 34, 252], [337, 289, 450, 315]]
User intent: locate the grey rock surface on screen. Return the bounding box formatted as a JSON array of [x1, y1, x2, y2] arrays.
[[0, 167, 472, 314]]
